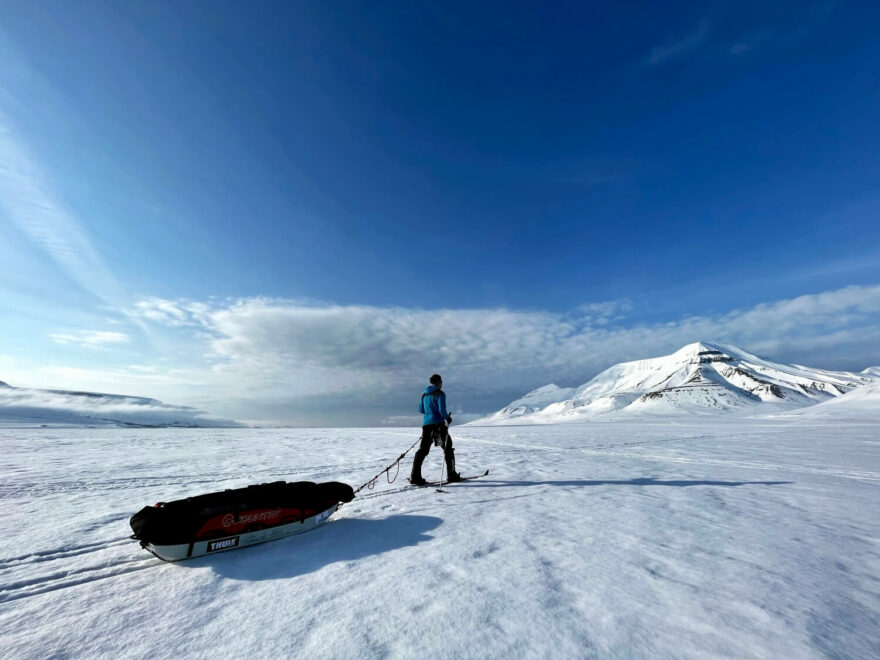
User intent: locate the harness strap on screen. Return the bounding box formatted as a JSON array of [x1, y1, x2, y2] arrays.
[[350, 436, 421, 498]]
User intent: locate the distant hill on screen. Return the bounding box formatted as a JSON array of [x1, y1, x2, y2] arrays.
[[0, 381, 241, 428], [468, 341, 877, 425], [769, 379, 880, 421]]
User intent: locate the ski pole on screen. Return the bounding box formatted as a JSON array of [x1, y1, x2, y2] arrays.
[[437, 425, 447, 492]]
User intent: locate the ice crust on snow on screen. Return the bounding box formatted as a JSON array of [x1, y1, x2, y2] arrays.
[[0, 422, 878, 658], [470, 341, 877, 425]]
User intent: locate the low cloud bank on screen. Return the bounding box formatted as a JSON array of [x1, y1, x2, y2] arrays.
[[0, 383, 240, 428], [124, 284, 880, 425]]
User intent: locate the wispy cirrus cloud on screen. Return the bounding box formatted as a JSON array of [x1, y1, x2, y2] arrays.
[[645, 19, 712, 66], [729, 29, 774, 56], [0, 113, 124, 304], [130, 297, 213, 327], [49, 330, 130, 348]]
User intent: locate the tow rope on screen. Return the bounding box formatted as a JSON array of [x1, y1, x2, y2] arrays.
[[351, 437, 421, 496]]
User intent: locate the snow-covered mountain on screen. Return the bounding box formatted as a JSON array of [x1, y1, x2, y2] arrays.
[[469, 341, 877, 425], [0, 380, 241, 428], [773, 379, 880, 420], [495, 384, 577, 417]]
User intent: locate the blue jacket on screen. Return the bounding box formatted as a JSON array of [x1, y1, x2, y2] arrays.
[[419, 386, 451, 426]]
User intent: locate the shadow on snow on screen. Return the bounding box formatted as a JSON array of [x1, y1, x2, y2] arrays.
[[180, 514, 442, 581], [463, 478, 792, 488]]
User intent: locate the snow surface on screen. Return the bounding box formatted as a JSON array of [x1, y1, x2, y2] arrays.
[[2, 419, 879, 658], [471, 341, 876, 425]]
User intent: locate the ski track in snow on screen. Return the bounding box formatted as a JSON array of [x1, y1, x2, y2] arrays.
[[0, 537, 132, 567], [0, 557, 163, 604], [1, 423, 879, 658]]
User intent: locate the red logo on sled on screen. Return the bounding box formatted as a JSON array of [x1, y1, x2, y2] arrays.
[[221, 509, 281, 528], [195, 507, 317, 540]]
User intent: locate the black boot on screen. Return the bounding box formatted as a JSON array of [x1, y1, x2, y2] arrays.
[[444, 446, 461, 482], [410, 446, 428, 486]]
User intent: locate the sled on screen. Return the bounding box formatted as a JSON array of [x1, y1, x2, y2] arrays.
[[130, 480, 354, 561]]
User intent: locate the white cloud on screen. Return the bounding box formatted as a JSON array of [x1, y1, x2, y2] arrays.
[[130, 297, 213, 327], [645, 19, 711, 65], [128, 365, 158, 373], [0, 358, 206, 400], [50, 330, 129, 347], [131, 284, 880, 410], [575, 299, 633, 326]]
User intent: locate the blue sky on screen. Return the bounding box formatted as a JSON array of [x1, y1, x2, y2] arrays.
[[1, 1, 879, 425]]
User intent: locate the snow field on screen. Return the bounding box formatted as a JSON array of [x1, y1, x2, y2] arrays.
[[1, 421, 878, 658]]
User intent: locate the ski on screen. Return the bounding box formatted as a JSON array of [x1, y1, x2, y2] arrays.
[[410, 470, 489, 488]]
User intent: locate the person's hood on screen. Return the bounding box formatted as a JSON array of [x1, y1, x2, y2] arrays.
[[423, 385, 440, 395]]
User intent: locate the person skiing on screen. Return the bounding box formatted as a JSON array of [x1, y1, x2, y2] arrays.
[[410, 374, 462, 486]]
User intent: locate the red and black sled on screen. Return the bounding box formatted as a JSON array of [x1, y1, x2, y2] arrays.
[[129, 480, 354, 561]]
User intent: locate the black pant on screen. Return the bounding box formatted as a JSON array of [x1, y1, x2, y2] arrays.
[[411, 423, 456, 479]]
